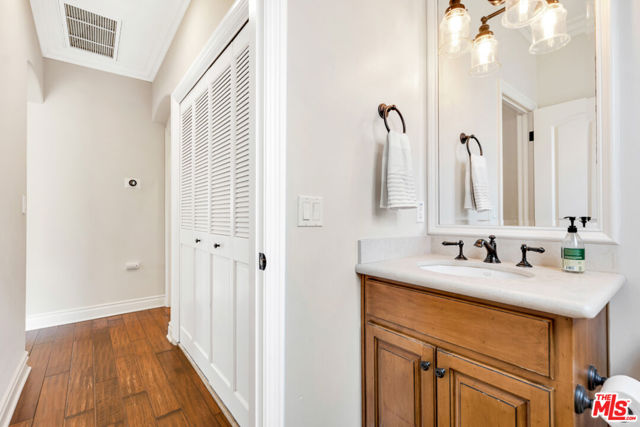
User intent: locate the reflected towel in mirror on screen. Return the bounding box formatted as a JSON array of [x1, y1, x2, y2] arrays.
[[380, 130, 417, 209], [464, 153, 491, 212]]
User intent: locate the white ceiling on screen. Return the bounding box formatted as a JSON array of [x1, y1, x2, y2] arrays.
[[30, 0, 190, 82]]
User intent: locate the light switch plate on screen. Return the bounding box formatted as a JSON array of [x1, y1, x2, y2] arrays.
[[298, 195, 323, 227]]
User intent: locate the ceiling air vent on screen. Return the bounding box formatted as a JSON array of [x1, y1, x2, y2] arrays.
[[64, 4, 118, 58]]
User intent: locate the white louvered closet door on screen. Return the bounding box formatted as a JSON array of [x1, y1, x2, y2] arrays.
[[178, 26, 254, 427]]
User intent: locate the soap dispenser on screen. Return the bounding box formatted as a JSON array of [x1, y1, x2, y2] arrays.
[[561, 216, 591, 273]]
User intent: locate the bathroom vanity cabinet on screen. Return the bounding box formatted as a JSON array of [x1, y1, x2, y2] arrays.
[[361, 275, 608, 427]]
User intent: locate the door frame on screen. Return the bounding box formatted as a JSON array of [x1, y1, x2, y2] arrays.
[[499, 81, 537, 227], [168, 0, 287, 426]]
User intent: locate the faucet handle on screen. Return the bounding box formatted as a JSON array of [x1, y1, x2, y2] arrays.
[[442, 240, 467, 260], [527, 246, 545, 254], [516, 244, 545, 268], [488, 235, 496, 243]]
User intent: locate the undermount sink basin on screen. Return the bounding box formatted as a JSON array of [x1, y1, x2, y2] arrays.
[[419, 264, 530, 280]]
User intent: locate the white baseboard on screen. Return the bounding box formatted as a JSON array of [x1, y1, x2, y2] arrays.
[[26, 294, 166, 330], [166, 320, 178, 345], [0, 351, 31, 427]]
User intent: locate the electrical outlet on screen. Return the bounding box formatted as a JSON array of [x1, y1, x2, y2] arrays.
[[125, 261, 141, 270], [416, 201, 425, 223]]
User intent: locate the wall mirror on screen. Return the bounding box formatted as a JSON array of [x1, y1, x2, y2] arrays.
[[427, 0, 616, 243]]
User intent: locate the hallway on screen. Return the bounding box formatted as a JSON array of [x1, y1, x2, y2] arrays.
[[9, 308, 232, 426]]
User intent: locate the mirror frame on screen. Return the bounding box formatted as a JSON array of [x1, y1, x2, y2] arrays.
[[426, 0, 619, 244]]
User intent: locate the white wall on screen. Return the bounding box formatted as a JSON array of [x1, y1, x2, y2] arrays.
[[438, 50, 502, 225], [608, 0, 640, 378], [285, 1, 428, 425], [26, 59, 165, 320], [537, 33, 596, 107], [0, 0, 42, 413], [151, 0, 233, 123]]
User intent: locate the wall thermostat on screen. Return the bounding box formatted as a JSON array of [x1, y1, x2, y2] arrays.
[[124, 178, 141, 189]]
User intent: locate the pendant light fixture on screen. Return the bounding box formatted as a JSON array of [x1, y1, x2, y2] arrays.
[[438, 0, 571, 76], [501, 0, 548, 28], [439, 0, 471, 58], [529, 0, 571, 54], [470, 18, 500, 77]]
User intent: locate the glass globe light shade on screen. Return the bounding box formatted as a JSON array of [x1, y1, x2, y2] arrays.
[[502, 0, 548, 28], [529, 2, 571, 54], [439, 6, 471, 58], [471, 33, 500, 77]]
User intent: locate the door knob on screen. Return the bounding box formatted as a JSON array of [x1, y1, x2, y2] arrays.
[[435, 368, 446, 378], [195, 238, 201, 243], [214, 243, 221, 248], [420, 361, 431, 371]]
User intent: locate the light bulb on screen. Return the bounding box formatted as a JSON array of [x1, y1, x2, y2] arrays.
[[471, 33, 500, 77], [439, 5, 471, 58], [477, 38, 493, 63], [541, 7, 558, 39], [529, 1, 571, 54], [448, 12, 464, 32], [502, 0, 548, 28]]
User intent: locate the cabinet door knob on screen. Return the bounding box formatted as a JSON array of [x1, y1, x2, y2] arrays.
[[420, 361, 431, 371], [214, 243, 221, 248], [574, 384, 594, 414], [435, 367, 446, 378], [195, 238, 201, 243], [587, 365, 607, 390]]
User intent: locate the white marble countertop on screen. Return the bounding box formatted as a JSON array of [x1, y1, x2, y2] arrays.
[[356, 254, 625, 318]]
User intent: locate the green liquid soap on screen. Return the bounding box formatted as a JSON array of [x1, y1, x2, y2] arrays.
[[561, 216, 590, 273]]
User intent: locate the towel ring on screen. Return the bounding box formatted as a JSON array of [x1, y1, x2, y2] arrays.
[[378, 103, 407, 134], [460, 133, 483, 156]]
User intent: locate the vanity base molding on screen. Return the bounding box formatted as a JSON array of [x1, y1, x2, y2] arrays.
[[360, 275, 607, 427]]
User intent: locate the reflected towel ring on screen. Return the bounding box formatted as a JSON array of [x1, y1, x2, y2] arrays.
[[378, 103, 407, 134], [460, 133, 483, 156]]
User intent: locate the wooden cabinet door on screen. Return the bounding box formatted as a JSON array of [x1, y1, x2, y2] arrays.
[[436, 349, 551, 427], [365, 323, 436, 427]]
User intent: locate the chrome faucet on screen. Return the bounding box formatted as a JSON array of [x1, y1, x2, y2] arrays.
[[474, 235, 501, 264]]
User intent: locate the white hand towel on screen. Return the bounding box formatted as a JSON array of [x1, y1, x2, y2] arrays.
[[464, 158, 474, 210], [380, 130, 417, 209], [469, 153, 491, 212]]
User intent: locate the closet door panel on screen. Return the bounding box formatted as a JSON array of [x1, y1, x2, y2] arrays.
[[177, 25, 253, 427], [193, 89, 210, 233], [210, 252, 234, 387], [209, 65, 233, 237], [234, 259, 251, 408], [179, 245, 195, 342], [233, 45, 251, 240], [193, 248, 212, 362], [232, 237, 250, 264], [179, 106, 194, 230]]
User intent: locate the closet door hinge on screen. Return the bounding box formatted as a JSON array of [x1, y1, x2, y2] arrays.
[[258, 253, 267, 271], [529, 131, 534, 142]]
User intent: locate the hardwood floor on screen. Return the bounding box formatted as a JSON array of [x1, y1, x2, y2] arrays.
[[10, 308, 233, 427]]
